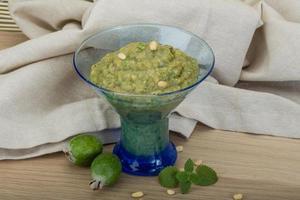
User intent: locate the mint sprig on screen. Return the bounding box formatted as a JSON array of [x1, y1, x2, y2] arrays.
[[158, 158, 218, 194], [175, 159, 195, 194]]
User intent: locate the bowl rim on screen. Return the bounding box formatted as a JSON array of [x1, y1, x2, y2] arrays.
[[73, 23, 215, 97]]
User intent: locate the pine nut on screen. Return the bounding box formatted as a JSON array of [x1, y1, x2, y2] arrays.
[[233, 193, 243, 200], [194, 160, 203, 166], [131, 191, 144, 198], [157, 81, 168, 88], [176, 145, 183, 152], [149, 41, 158, 51], [118, 52, 126, 60], [167, 189, 176, 195]]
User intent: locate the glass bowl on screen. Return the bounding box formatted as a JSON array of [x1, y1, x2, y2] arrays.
[[73, 24, 215, 176]]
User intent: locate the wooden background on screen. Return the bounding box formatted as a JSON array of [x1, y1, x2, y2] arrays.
[[0, 32, 300, 200]]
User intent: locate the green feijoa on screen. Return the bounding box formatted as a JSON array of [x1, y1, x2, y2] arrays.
[[89, 153, 122, 190], [158, 166, 179, 188], [64, 134, 103, 167]]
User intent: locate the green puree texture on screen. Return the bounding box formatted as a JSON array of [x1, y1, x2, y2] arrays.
[[90, 42, 199, 94]]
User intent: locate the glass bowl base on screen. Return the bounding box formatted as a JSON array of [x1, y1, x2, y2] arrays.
[[113, 142, 177, 176]]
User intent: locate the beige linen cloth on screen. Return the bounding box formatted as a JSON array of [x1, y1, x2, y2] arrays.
[[0, 0, 299, 159]]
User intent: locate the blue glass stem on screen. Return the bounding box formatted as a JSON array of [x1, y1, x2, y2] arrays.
[[120, 116, 168, 156], [113, 112, 177, 176]]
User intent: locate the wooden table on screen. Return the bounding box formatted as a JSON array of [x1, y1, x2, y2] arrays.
[[1, 32, 300, 200]]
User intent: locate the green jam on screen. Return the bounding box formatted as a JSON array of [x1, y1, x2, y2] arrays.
[[90, 41, 199, 94]]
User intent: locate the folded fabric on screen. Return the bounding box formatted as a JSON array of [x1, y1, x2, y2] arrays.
[[0, 0, 299, 160]]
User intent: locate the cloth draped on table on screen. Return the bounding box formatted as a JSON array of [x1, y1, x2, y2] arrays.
[[0, 0, 299, 159]]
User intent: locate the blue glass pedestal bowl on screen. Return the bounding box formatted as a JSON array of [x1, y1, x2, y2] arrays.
[[73, 24, 214, 176]]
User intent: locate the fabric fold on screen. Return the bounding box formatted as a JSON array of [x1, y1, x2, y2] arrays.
[[1, 0, 299, 159]]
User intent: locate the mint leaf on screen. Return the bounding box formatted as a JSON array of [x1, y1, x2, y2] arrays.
[[184, 158, 194, 173], [191, 165, 218, 186], [176, 171, 189, 182], [158, 166, 179, 188], [190, 173, 201, 185], [179, 180, 192, 194]]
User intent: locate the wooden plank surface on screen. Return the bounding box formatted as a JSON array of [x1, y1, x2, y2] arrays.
[[0, 32, 300, 200]]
